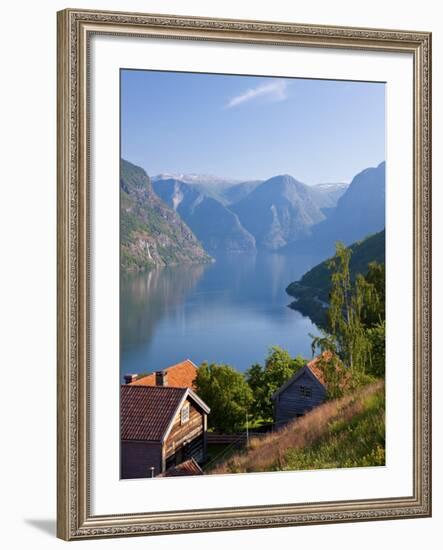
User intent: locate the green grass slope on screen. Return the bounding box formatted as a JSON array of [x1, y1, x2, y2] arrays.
[[209, 381, 385, 474], [283, 388, 385, 470]]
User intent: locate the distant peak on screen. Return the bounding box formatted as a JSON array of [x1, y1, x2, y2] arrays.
[[264, 174, 305, 187], [153, 173, 241, 185], [315, 182, 349, 189]]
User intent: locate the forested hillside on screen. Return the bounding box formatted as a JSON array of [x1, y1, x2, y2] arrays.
[[286, 230, 385, 326], [120, 160, 211, 271]]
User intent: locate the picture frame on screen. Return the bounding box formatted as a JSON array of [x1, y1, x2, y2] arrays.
[[57, 7, 432, 540]]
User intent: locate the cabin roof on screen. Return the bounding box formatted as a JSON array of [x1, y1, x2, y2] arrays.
[[271, 352, 333, 400], [305, 353, 331, 386], [130, 359, 198, 389], [159, 458, 204, 477], [120, 385, 210, 442]]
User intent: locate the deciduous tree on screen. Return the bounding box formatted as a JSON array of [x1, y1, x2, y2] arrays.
[[246, 346, 305, 421], [195, 362, 253, 433]]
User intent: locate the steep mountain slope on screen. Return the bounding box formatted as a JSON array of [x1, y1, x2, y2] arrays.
[[231, 175, 326, 250], [152, 178, 256, 253], [153, 174, 263, 206], [220, 180, 263, 205], [286, 229, 385, 327], [311, 182, 349, 209], [291, 162, 385, 255], [153, 174, 240, 205], [120, 160, 211, 271]]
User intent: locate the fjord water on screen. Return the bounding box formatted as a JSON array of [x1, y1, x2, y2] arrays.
[[120, 252, 323, 379]]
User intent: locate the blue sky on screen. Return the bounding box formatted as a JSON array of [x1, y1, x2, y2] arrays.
[[121, 69, 385, 185]]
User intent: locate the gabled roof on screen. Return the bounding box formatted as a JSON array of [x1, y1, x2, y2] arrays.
[[305, 353, 330, 386], [158, 458, 204, 477], [121, 385, 210, 442], [130, 359, 198, 389], [121, 385, 185, 442], [271, 352, 333, 400]]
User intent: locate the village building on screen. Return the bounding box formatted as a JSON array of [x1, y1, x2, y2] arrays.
[[158, 458, 204, 477], [121, 384, 210, 479], [124, 359, 198, 390], [272, 355, 328, 426]]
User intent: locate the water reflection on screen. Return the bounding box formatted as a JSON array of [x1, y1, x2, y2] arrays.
[[121, 263, 206, 350], [120, 252, 323, 378]]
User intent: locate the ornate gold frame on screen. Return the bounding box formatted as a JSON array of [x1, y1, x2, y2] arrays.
[[57, 8, 432, 540]]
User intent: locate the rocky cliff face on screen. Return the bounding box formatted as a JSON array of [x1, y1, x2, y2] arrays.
[[300, 162, 385, 255], [231, 174, 326, 250], [120, 160, 211, 271], [121, 160, 385, 265], [152, 178, 256, 253]]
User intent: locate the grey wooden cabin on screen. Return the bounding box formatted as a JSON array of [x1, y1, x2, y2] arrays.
[[272, 364, 327, 426]]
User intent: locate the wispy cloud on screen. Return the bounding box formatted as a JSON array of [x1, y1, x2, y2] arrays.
[[226, 80, 288, 109]]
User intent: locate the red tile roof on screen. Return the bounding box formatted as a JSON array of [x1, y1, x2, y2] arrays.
[[272, 351, 335, 400], [159, 458, 204, 477], [121, 385, 186, 441], [306, 353, 331, 385], [131, 359, 198, 389], [306, 351, 350, 389]]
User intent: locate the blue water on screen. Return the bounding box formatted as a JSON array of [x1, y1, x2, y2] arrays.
[[120, 252, 323, 379]]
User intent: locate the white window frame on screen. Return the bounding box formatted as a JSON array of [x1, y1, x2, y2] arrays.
[[181, 402, 190, 425]]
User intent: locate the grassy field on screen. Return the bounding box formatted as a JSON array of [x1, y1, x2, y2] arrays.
[[208, 380, 385, 474]]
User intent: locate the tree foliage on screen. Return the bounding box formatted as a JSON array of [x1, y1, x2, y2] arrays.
[[326, 243, 370, 373], [195, 362, 253, 433], [366, 320, 386, 377], [360, 261, 385, 328], [311, 242, 385, 381], [246, 346, 305, 421]]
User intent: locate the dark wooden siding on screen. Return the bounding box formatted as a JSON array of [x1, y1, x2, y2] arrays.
[[275, 371, 326, 425], [166, 435, 205, 470], [121, 441, 162, 479], [121, 398, 208, 478], [164, 400, 205, 463]]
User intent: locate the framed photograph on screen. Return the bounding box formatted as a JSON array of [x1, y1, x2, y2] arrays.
[[57, 8, 432, 540]]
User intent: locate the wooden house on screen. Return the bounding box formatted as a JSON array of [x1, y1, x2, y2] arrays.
[[272, 356, 328, 426], [124, 359, 198, 390], [120, 384, 210, 479], [158, 458, 204, 477]]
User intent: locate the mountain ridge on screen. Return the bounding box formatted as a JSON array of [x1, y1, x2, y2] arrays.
[[122, 160, 385, 262], [231, 174, 327, 250], [152, 177, 256, 252], [120, 160, 212, 271]]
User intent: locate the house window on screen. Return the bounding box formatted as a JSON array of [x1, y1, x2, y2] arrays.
[[181, 403, 190, 424], [299, 385, 312, 398]]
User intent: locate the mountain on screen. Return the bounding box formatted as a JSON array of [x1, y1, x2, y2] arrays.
[[153, 174, 239, 205], [153, 173, 239, 186], [290, 162, 385, 255], [120, 160, 211, 271], [311, 182, 349, 209], [221, 180, 263, 205], [153, 174, 263, 206], [286, 229, 385, 327], [146, 163, 384, 256], [152, 178, 256, 252], [231, 175, 326, 250]]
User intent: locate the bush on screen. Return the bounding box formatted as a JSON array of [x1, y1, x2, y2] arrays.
[[246, 347, 305, 422], [195, 362, 253, 433]]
